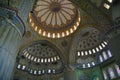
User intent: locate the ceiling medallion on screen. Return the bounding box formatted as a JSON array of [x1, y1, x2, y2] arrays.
[[29, 0, 81, 38]]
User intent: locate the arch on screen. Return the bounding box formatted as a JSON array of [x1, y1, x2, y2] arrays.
[[69, 26, 103, 66], [16, 40, 65, 76]]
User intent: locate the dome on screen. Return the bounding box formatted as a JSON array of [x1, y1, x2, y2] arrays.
[[29, 0, 81, 38]]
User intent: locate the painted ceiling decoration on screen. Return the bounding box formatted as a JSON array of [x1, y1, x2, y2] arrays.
[[76, 27, 103, 51], [16, 40, 64, 76], [29, 0, 81, 38]]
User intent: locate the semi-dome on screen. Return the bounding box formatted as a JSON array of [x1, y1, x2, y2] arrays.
[[16, 41, 64, 76]]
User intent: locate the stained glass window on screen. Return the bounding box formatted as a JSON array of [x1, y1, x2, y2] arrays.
[[99, 55, 103, 62], [103, 51, 108, 60], [103, 71, 108, 80], [115, 65, 120, 76], [108, 67, 116, 79], [107, 50, 112, 57]]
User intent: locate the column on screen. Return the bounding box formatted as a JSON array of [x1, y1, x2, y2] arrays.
[[64, 70, 77, 80], [108, 0, 120, 67], [108, 33, 120, 66], [18, 0, 35, 23], [0, 8, 25, 80]]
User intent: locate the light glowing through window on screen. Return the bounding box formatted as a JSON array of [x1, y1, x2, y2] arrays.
[[88, 63, 90, 67], [89, 50, 92, 54], [99, 55, 103, 62], [37, 58, 40, 62], [83, 64, 86, 68], [81, 51, 84, 56], [53, 69, 56, 73], [22, 65, 26, 70], [78, 51, 80, 56], [96, 47, 99, 52], [107, 50, 112, 57], [115, 65, 120, 76], [17, 64, 21, 69], [38, 71, 41, 74], [85, 51, 88, 55], [103, 71, 108, 80], [34, 70, 37, 74], [104, 3, 110, 9], [103, 51, 108, 60], [99, 45, 103, 50], [107, 0, 113, 3], [92, 49, 96, 53], [108, 68, 116, 79], [92, 62, 95, 66]]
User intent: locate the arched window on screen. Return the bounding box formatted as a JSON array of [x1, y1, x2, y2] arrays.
[[48, 69, 51, 74], [107, 50, 112, 57], [87, 63, 91, 67], [99, 55, 103, 62], [53, 69, 56, 73], [102, 51, 108, 60], [92, 49, 96, 53], [104, 3, 110, 9], [89, 50, 92, 54], [85, 51, 88, 55], [30, 69, 33, 74], [17, 64, 21, 69], [115, 65, 120, 76], [22, 65, 26, 70], [34, 70, 37, 75], [38, 70, 41, 74], [107, 0, 113, 3], [77, 51, 80, 56], [83, 64, 86, 68], [81, 51, 84, 56], [92, 62, 95, 66], [108, 67, 116, 79], [103, 71, 108, 80]]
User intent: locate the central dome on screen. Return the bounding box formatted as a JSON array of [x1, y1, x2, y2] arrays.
[[49, 2, 61, 12], [29, 0, 81, 38]]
